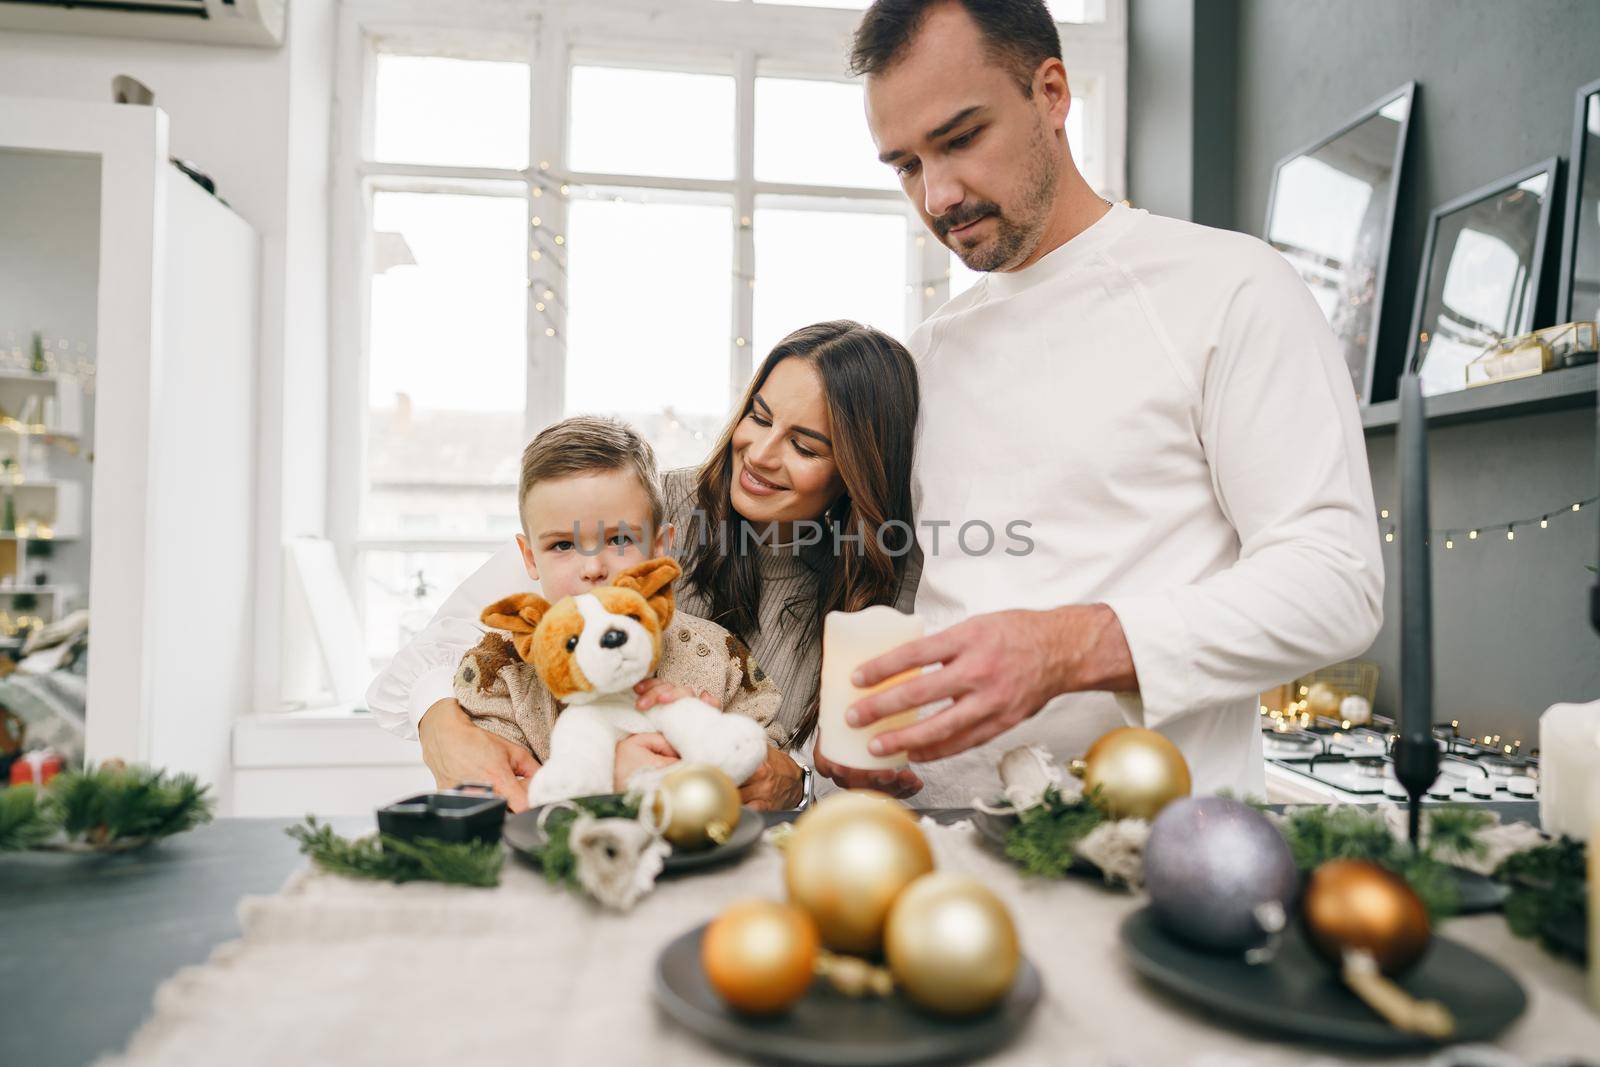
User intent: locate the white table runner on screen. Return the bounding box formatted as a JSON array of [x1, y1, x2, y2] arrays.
[[102, 821, 1599, 1067]]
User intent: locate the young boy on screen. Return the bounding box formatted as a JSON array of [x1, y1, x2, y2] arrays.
[[452, 415, 782, 781]]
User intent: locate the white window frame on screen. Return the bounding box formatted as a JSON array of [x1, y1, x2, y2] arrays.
[[328, 0, 1127, 633]]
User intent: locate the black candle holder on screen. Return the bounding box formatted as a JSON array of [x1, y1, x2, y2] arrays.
[[1396, 372, 1439, 847], [1391, 733, 1438, 847]]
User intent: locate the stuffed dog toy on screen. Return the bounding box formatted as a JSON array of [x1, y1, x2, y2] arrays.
[[480, 557, 768, 807]]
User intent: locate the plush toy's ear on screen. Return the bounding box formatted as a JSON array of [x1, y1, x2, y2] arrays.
[[480, 593, 551, 663], [611, 556, 680, 627]]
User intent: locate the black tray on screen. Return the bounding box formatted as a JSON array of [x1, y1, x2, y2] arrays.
[[377, 786, 506, 845], [503, 795, 763, 874], [1447, 865, 1508, 914], [654, 922, 1042, 1066], [1120, 906, 1526, 1049]]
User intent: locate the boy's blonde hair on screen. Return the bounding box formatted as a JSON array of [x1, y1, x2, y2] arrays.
[[517, 415, 664, 534]]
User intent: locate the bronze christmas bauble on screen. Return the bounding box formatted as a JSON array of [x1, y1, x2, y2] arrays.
[[1302, 858, 1431, 975], [884, 873, 1020, 1016], [649, 763, 742, 850], [702, 899, 820, 1015], [784, 791, 934, 955], [1070, 726, 1192, 821]]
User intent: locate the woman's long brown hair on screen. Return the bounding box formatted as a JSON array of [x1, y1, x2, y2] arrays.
[[681, 320, 919, 748]]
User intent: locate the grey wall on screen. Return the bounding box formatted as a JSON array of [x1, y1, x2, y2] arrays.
[[1127, 0, 1236, 228], [1128, 0, 1600, 745]]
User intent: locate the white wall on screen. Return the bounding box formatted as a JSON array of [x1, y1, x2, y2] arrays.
[[0, 1, 336, 715]]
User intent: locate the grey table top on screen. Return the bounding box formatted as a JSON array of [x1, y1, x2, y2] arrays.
[[0, 801, 1543, 1067], [0, 816, 366, 1067]]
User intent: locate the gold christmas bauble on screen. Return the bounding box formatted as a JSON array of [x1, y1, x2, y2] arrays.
[[1302, 858, 1431, 975], [884, 873, 1020, 1016], [649, 763, 742, 850], [1070, 727, 1191, 821], [1306, 682, 1342, 717], [784, 791, 934, 955], [702, 899, 820, 1015]]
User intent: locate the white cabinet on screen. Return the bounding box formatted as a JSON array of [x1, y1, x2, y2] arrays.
[[0, 98, 259, 797]]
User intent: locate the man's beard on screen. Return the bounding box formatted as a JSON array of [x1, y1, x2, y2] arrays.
[[938, 122, 1059, 273]]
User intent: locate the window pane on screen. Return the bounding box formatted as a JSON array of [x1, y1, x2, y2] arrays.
[[565, 193, 732, 471], [372, 55, 529, 170], [755, 0, 1100, 17], [948, 252, 982, 299], [365, 191, 527, 540], [1048, 0, 1105, 22], [753, 201, 908, 358], [569, 67, 735, 180], [363, 549, 498, 665], [756, 78, 897, 190], [754, 0, 868, 7]]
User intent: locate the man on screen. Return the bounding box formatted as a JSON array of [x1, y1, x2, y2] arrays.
[[816, 0, 1383, 805]]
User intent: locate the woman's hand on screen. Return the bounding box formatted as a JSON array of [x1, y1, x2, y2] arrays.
[[812, 727, 924, 798], [614, 732, 681, 792], [417, 699, 540, 812], [634, 678, 720, 710], [739, 745, 806, 810]]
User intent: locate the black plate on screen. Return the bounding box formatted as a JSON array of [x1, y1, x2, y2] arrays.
[[969, 808, 1102, 877], [502, 796, 764, 874], [1120, 906, 1526, 1049], [1541, 912, 1588, 962], [654, 922, 1042, 1066], [1447, 865, 1508, 914]]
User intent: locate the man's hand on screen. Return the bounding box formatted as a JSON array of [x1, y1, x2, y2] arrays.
[[846, 604, 1137, 762], [812, 727, 924, 798], [739, 745, 806, 809], [418, 699, 539, 812], [614, 732, 680, 792]]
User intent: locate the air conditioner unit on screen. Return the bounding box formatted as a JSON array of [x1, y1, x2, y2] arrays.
[[0, 0, 284, 48]]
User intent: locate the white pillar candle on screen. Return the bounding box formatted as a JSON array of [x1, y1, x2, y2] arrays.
[[817, 606, 924, 771], [1591, 790, 1599, 1012], [1538, 700, 1600, 841]]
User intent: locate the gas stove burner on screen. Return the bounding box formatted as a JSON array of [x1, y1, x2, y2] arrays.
[[1439, 736, 1482, 757], [1263, 728, 1321, 751], [1477, 753, 1533, 777], [1350, 756, 1389, 779]]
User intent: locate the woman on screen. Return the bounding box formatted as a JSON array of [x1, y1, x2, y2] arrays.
[[371, 320, 921, 810]]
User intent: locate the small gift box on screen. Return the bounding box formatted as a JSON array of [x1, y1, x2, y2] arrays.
[[8, 749, 62, 787]]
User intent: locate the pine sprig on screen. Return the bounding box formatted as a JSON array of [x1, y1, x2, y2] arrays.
[[1278, 805, 1459, 917], [1495, 836, 1588, 954], [1424, 805, 1493, 860], [530, 795, 640, 889], [287, 817, 503, 888], [0, 785, 53, 851], [48, 763, 214, 846], [1002, 787, 1107, 878]]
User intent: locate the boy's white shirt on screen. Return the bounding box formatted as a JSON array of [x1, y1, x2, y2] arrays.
[[366, 540, 532, 739]]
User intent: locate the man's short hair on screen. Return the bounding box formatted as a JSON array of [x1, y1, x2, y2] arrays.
[[849, 0, 1062, 96], [517, 415, 663, 533]]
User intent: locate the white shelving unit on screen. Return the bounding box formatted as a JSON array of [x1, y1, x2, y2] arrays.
[[0, 98, 260, 799]]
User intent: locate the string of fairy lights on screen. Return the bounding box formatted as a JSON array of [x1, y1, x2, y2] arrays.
[[1378, 494, 1599, 549]]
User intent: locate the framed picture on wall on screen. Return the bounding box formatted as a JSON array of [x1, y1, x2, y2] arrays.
[[1264, 83, 1415, 405], [1406, 157, 1561, 398], [1556, 76, 1600, 326]]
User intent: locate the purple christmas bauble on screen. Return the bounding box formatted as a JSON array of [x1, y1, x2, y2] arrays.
[[1143, 796, 1298, 954]]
